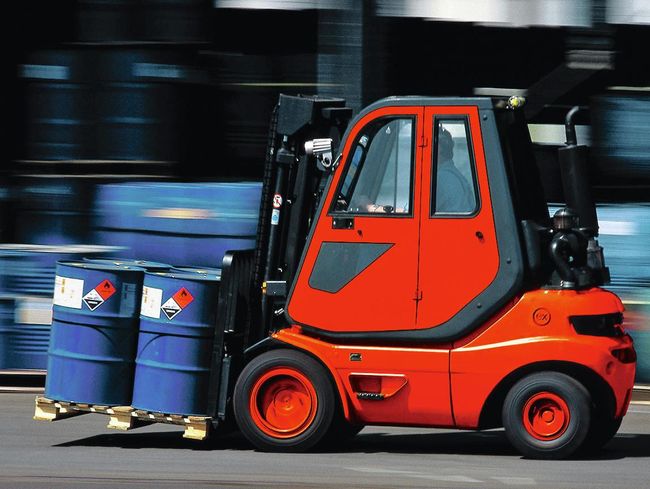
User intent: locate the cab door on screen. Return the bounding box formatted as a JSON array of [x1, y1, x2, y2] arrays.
[[416, 106, 500, 328], [288, 106, 424, 333]]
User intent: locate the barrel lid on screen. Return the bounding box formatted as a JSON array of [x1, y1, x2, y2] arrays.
[[84, 257, 171, 271], [170, 266, 222, 278], [145, 271, 220, 282], [57, 260, 145, 272]]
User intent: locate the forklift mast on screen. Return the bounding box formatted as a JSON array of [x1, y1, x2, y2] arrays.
[[252, 95, 353, 344]]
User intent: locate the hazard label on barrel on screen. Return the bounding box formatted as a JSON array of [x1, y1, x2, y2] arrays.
[[172, 287, 194, 308], [83, 280, 117, 311], [161, 298, 181, 320], [161, 287, 194, 320], [96, 279, 116, 300]]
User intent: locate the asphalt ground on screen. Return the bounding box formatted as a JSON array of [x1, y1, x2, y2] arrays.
[[1, 393, 649, 489]]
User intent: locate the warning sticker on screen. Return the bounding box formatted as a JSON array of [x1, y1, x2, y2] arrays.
[[161, 297, 182, 320], [141, 286, 163, 319], [271, 208, 280, 225], [83, 280, 118, 311], [83, 289, 104, 311], [53, 276, 84, 309], [172, 287, 194, 308], [96, 279, 116, 300], [272, 193, 283, 209]]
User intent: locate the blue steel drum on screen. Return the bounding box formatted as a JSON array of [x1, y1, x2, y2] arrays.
[[0, 297, 15, 369], [45, 261, 144, 404], [632, 330, 650, 383], [10, 297, 52, 370], [593, 94, 650, 179], [94, 49, 182, 162], [13, 178, 95, 245], [94, 182, 261, 267], [84, 257, 171, 272], [132, 271, 220, 415], [19, 50, 92, 161], [0, 245, 123, 297]]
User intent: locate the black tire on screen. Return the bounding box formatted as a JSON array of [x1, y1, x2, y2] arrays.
[[502, 372, 591, 460], [233, 349, 336, 452], [322, 408, 364, 446], [336, 420, 365, 440], [583, 412, 622, 453]]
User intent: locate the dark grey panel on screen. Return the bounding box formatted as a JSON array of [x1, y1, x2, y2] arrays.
[[308, 242, 392, 293]]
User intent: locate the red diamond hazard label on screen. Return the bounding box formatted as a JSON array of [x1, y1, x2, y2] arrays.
[[161, 297, 182, 320], [172, 287, 194, 308], [82, 280, 117, 311], [96, 280, 116, 300]]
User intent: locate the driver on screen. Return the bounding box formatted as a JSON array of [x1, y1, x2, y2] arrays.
[[435, 127, 474, 214]]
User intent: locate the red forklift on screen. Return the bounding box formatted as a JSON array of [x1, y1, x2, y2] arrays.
[[36, 94, 637, 460], [227, 94, 635, 460]]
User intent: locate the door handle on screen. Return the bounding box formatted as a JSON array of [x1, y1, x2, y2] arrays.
[[332, 217, 354, 229]]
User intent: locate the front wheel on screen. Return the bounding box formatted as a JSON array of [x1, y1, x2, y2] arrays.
[[502, 372, 591, 460], [233, 349, 336, 452]]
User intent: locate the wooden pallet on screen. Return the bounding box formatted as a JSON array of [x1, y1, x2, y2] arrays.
[[34, 396, 212, 441]]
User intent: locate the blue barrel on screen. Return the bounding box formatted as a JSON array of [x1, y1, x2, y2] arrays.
[[132, 271, 220, 415], [19, 50, 92, 161], [13, 177, 95, 245], [0, 297, 16, 369], [84, 257, 171, 272], [0, 296, 52, 370], [632, 330, 650, 383], [45, 261, 144, 404], [594, 94, 650, 179], [94, 49, 184, 162], [77, 1, 206, 45], [0, 245, 123, 297], [10, 296, 52, 370], [94, 182, 261, 267]]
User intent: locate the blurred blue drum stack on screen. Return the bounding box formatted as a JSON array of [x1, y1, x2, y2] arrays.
[[12, 178, 96, 245], [94, 48, 184, 163], [0, 298, 17, 369], [94, 182, 262, 268], [45, 261, 144, 404], [132, 270, 221, 415], [0, 245, 119, 371], [596, 204, 650, 383], [593, 92, 650, 180], [19, 50, 92, 161]]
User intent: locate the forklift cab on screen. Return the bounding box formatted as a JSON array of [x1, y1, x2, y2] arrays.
[[287, 98, 530, 342]]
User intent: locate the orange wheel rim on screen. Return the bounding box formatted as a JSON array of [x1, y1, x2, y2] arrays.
[[249, 367, 318, 439], [522, 391, 571, 441]]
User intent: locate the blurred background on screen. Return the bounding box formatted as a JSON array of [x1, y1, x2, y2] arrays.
[[0, 0, 649, 383]]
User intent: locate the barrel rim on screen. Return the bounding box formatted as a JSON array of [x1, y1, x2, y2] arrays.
[[56, 260, 146, 272], [145, 271, 221, 282]]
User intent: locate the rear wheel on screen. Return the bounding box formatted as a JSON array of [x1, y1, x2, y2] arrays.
[[234, 349, 336, 452], [502, 372, 591, 459], [583, 411, 622, 452]]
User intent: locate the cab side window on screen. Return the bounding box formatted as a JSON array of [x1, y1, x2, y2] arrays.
[[332, 117, 414, 215], [432, 119, 478, 215]]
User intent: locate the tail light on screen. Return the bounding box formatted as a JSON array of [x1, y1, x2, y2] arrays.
[[570, 312, 624, 337], [611, 346, 637, 364]]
